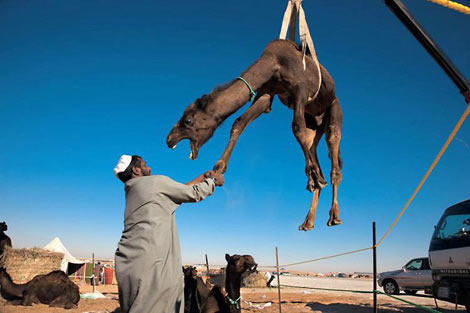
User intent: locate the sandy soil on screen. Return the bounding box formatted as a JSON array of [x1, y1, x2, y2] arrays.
[[0, 278, 467, 313]]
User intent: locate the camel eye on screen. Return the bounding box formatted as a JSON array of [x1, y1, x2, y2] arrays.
[[184, 118, 192, 125]]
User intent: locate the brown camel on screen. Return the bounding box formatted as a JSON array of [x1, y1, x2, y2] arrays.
[[167, 39, 343, 230], [0, 268, 80, 309], [201, 254, 257, 313], [0, 222, 12, 255], [183, 266, 211, 313]]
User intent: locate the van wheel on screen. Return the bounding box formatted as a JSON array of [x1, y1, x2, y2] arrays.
[[383, 279, 399, 295], [404, 290, 418, 295]]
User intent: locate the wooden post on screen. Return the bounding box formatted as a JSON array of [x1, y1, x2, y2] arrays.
[[205, 254, 210, 279], [373, 222, 377, 313], [275, 247, 282, 313], [92, 253, 95, 294]]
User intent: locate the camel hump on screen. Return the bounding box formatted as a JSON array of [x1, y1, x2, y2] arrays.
[[266, 39, 299, 49], [262, 39, 300, 56]]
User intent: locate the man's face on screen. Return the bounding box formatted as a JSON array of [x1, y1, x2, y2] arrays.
[[137, 158, 151, 176]]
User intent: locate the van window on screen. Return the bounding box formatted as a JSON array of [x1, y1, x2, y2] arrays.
[[405, 259, 423, 270], [433, 214, 470, 240]]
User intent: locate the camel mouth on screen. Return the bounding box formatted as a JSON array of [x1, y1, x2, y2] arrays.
[[166, 133, 188, 149], [167, 134, 200, 160], [247, 263, 258, 273], [189, 140, 200, 160]]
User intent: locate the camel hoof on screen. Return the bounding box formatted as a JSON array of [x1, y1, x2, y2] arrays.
[[318, 180, 328, 189], [327, 219, 342, 227], [306, 184, 315, 192], [298, 224, 314, 231], [213, 160, 227, 174]]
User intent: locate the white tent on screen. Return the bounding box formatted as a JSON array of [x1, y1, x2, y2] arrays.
[[43, 237, 85, 275]]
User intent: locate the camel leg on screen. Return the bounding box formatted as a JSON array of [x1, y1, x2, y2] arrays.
[[298, 189, 321, 231], [49, 295, 76, 309], [298, 117, 326, 231], [325, 98, 343, 226], [306, 113, 327, 188], [290, 85, 327, 231], [21, 293, 37, 306], [290, 86, 317, 192], [213, 92, 273, 174]]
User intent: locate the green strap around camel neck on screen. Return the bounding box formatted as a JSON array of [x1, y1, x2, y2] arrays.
[[236, 77, 256, 102], [226, 295, 241, 309]]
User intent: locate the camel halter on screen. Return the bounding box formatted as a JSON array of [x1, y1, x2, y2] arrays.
[[236, 77, 256, 102], [225, 295, 241, 309]]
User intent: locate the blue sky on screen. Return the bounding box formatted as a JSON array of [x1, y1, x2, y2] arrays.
[[1, 0, 469, 273]]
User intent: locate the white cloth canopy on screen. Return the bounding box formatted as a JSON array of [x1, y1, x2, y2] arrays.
[[43, 237, 85, 274]]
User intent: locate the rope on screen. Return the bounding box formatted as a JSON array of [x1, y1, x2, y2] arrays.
[[376, 102, 470, 246], [226, 295, 241, 310], [280, 284, 374, 294], [279, 0, 322, 98], [427, 0, 470, 14], [376, 291, 442, 313], [279, 247, 372, 268]]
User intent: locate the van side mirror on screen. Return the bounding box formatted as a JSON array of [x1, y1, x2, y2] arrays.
[[402, 266, 406, 272]]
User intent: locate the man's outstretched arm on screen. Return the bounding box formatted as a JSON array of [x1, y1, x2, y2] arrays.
[[185, 171, 224, 186], [159, 172, 223, 204]]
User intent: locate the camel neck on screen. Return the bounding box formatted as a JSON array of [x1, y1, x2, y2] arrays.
[[225, 272, 242, 312], [208, 80, 253, 124], [208, 53, 275, 125], [0, 271, 26, 299]]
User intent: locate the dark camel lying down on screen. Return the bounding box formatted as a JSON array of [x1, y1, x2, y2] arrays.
[[0, 268, 80, 309]]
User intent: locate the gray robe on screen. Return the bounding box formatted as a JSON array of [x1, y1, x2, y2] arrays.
[[115, 175, 215, 313]]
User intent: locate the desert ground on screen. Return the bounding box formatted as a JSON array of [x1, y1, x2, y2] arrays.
[[0, 276, 466, 313]]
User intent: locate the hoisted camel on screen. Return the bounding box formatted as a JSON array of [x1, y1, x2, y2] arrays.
[[167, 39, 343, 231]]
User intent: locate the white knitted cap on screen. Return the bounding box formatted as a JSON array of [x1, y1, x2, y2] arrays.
[[113, 155, 132, 178]]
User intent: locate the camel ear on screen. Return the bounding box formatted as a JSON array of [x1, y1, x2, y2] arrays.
[[196, 94, 210, 110], [225, 254, 231, 262]]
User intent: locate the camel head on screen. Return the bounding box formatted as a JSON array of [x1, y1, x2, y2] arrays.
[[225, 254, 257, 276], [0, 222, 7, 232], [183, 266, 198, 279], [167, 94, 218, 160]]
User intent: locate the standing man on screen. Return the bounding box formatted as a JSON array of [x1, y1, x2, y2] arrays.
[[113, 155, 224, 313]]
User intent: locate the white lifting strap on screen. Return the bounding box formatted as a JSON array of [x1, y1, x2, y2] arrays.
[[279, 0, 322, 100]]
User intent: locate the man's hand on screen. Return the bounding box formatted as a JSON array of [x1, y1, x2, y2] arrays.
[[204, 171, 224, 186]]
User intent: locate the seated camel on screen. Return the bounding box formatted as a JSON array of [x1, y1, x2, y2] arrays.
[[0, 221, 12, 255], [0, 268, 80, 309], [183, 266, 211, 313], [201, 254, 257, 313]]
